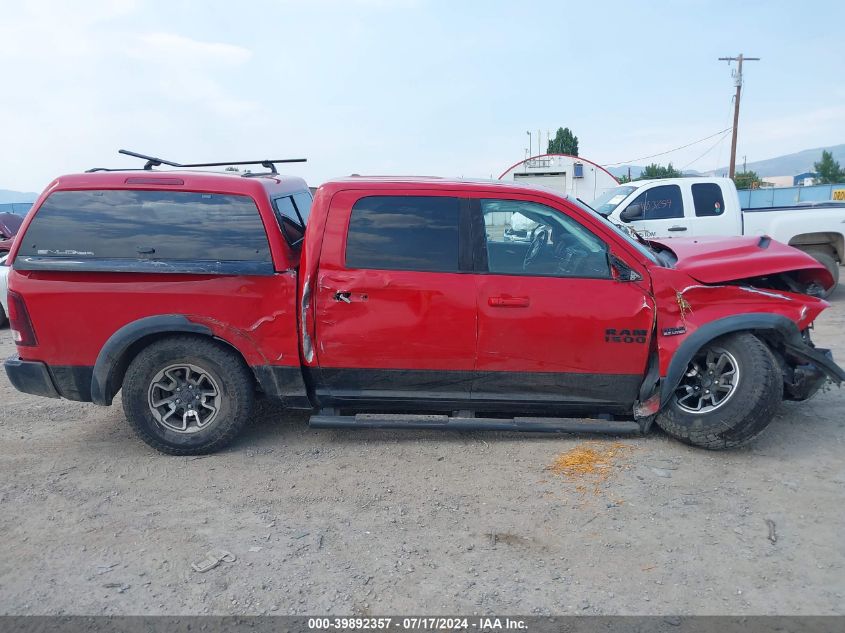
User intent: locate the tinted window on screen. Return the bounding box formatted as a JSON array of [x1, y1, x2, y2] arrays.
[[20, 190, 270, 262], [692, 183, 726, 217], [481, 199, 610, 278], [345, 196, 459, 272], [627, 185, 684, 220], [292, 191, 312, 224], [274, 196, 305, 245]]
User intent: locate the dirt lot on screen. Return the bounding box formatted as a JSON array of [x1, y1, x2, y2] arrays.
[[1, 286, 844, 616]]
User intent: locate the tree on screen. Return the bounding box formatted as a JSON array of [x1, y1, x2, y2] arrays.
[[638, 163, 683, 179], [547, 127, 579, 156], [814, 150, 844, 184], [617, 174, 632, 184], [733, 170, 762, 190]]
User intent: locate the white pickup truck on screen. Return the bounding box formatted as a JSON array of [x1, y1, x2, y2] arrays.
[[590, 177, 845, 291]]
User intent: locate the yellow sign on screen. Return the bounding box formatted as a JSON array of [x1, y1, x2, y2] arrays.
[[833, 189, 845, 201]]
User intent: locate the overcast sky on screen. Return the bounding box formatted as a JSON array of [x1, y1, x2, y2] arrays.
[[2, 0, 843, 192]]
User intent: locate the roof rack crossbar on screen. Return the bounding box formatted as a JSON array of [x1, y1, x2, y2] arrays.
[[112, 149, 307, 174]]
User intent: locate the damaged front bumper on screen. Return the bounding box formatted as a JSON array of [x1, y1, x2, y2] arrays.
[[781, 344, 845, 401]]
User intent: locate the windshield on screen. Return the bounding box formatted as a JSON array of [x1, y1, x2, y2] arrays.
[[568, 197, 660, 265], [590, 185, 638, 217]]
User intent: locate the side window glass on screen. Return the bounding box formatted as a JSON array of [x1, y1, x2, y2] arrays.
[[692, 183, 725, 217], [274, 195, 305, 245], [481, 199, 610, 278], [20, 190, 270, 262], [345, 196, 459, 272], [291, 191, 313, 224], [627, 185, 684, 220]]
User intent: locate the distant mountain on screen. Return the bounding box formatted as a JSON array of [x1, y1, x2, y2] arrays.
[[0, 189, 37, 204], [607, 144, 845, 180], [705, 144, 845, 177]]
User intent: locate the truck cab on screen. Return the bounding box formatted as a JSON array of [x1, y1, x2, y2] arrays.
[[591, 177, 742, 238], [591, 177, 845, 293]]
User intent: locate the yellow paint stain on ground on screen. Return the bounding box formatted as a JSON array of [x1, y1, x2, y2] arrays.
[[548, 441, 633, 495]]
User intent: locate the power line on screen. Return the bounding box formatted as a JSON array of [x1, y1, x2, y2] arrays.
[[680, 129, 733, 171], [603, 127, 733, 167]]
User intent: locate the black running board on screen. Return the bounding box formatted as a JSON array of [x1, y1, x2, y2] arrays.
[[309, 412, 641, 435]]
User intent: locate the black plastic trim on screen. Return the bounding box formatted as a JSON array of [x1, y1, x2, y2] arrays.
[[313, 367, 638, 414], [50, 365, 94, 401], [252, 365, 312, 409], [91, 315, 212, 406], [4, 357, 60, 399]]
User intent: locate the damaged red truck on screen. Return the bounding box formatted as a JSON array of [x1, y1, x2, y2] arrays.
[[4, 159, 844, 454]]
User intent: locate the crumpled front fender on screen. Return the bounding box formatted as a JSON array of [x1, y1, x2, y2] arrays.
[[657, 313, 844, 408]]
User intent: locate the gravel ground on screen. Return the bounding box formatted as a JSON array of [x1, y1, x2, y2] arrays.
[[0, 285, 843, 616]]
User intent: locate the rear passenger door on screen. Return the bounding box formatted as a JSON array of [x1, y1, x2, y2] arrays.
[[312, 192, 478, 408]]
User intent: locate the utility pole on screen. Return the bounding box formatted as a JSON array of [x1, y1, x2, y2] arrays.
[[719, 53, 760, 178]]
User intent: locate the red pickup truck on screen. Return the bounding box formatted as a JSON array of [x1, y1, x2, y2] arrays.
[[4, 157, 844, 454]]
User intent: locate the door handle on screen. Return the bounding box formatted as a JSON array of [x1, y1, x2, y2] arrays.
[[333, 291, 352, 304], [488, 296, 530, 308], [667, 226, 688, 232]]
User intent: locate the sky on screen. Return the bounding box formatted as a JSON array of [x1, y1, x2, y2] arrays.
[[1, 0, 844, 193]]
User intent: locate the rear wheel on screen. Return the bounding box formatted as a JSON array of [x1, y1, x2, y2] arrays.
[[0, 305, 7, 328], [122, 336, 254, 455], [655, 333, 782, 449]]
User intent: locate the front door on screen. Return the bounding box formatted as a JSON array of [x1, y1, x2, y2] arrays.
[[474, 196, 654, 414], [619, 183, 694, 238], [313, 191, 478, 408]]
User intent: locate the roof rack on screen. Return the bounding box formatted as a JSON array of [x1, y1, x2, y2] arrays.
[[86, 149, 307, 176]]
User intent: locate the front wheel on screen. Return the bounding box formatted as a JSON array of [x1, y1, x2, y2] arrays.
[[655, 333, 783, 449], [122, 336, 254, 455]]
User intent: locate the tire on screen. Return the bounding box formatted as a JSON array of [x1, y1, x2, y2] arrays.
[[0, 305, 7, 329], [803, 249, 839, 297], [121, 336, 254, 455], [655, 332, 783, 450]]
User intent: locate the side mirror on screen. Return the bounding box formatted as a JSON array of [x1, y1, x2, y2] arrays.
[[620, 204, 643, 222]]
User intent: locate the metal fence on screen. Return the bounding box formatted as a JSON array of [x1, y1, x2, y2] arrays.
[[0, 202, 33, 216], [739, 183, 845, 209]]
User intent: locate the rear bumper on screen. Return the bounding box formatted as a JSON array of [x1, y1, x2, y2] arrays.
[[4, 357, 94, 401], [4, 357, 60, 399]]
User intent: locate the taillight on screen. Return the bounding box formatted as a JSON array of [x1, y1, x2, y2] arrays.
[[7, 290, 37, 346]]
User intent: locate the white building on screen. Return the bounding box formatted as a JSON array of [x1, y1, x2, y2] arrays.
[[498, 153, 619, 202]]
